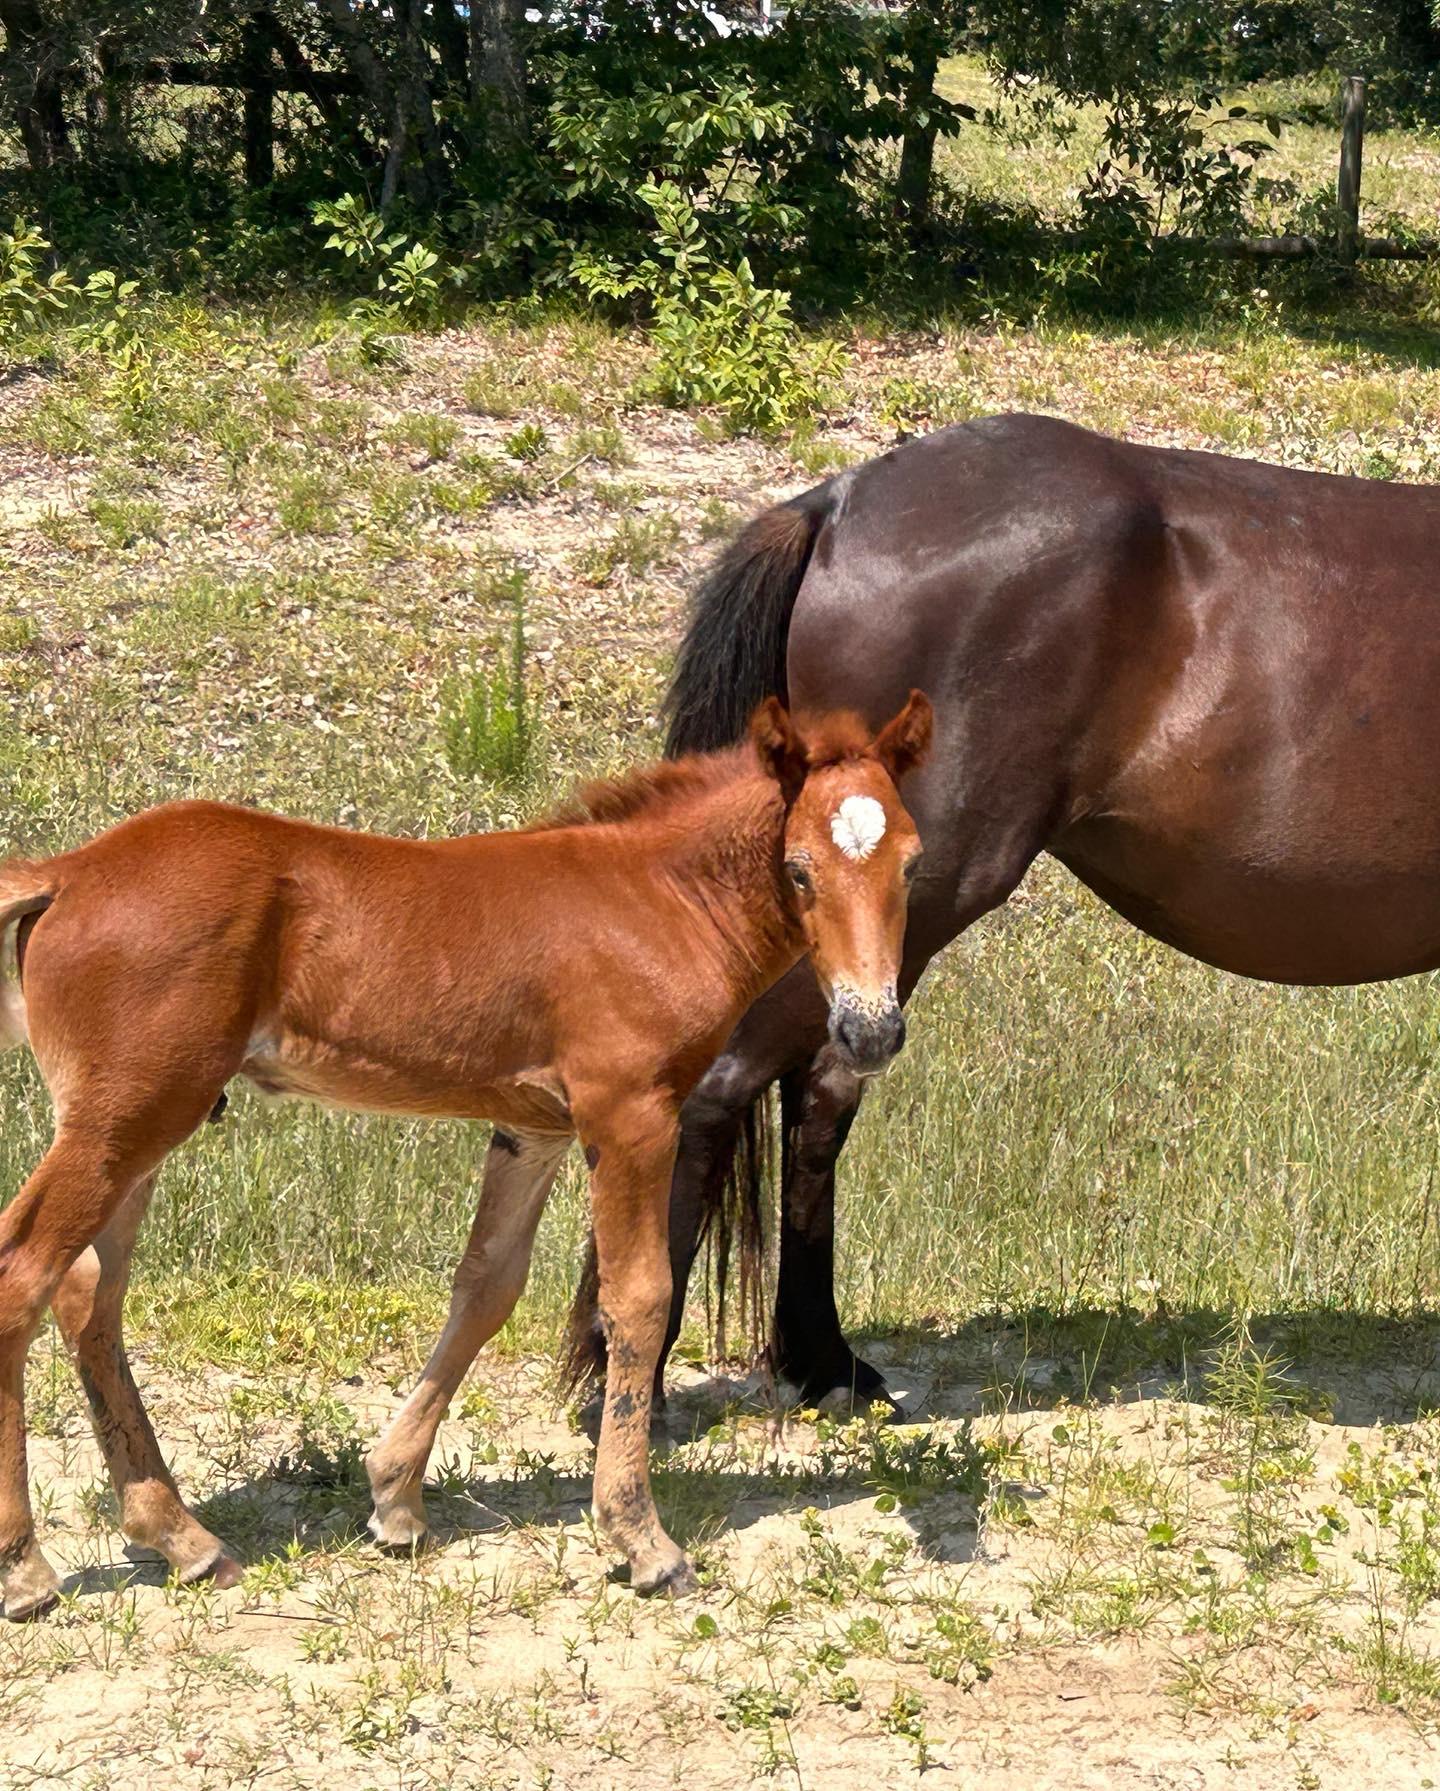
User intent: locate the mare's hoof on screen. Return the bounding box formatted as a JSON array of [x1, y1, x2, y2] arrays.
[[814, 1383, 904, 1422], [634, 1556, 699, 1600], [181, 1547, 245, 1591]]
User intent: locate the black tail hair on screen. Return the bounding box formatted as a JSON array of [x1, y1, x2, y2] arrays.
[[561, 483, 833, 1393], [664, 486, 831, 755]]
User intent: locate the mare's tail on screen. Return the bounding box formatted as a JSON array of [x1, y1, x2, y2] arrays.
[[562, 481, 836, 1392], [0, 862, 56, 1051]]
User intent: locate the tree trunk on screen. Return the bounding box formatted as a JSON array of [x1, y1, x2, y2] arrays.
[[314, 0, 405, 205], [896, 39, 940, 228], [395, 0, 446, 207], [472, 0, 525, 142], [0, 0, 72, 171], [314, 0, 393, 119], [429, 0, 468, 96], [240, 9, 276, 190]]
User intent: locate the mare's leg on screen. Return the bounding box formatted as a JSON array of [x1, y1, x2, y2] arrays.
[[654, 1045, 788, 1394], [766, 891, 994, 1409], [50, 1173, 240, 1588], [367, 1127, 570, 1548], [579, 1093, 692, 1595], [773, 1049, 885, 1410]]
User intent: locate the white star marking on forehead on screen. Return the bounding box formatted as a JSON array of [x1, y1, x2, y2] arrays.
[[831, 794, 887, 862]]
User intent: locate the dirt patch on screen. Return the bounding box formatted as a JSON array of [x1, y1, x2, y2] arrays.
[[6, 1329, 1440, 1788]]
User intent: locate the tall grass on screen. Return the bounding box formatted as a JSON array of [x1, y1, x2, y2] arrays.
[[836, 862, 1440, 1332]]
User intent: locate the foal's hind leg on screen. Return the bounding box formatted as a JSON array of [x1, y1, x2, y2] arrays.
[[0, 1134, 179, 1619], [50, 1175, 240, 1590], [367, 1127, 570, 1549]]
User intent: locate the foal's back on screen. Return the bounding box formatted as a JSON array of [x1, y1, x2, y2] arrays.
[[11, 795, 752, 1130]]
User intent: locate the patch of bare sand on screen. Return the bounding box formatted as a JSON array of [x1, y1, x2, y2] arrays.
[[5, 1333, 1440, 1789]]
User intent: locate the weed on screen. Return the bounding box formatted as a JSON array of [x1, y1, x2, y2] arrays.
[[89, 493, 167, 548], [276, 468, 342, 535], [440, 567, 537, 784], [504, 422, 549, 461], [387, 412, 460, 461], [562, 423, 630, 467], [463, 367, 518, 417], [1204, 1319, 1315, 1572], [698, 496, 742, 539], [881, 1686, 936, 1771], [0, 612, 36, 652], [573, 513, 681, 585]]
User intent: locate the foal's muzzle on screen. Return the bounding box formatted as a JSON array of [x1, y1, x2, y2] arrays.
[[828, 993, 907, 1076]]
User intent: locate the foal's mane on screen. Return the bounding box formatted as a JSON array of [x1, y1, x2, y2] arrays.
[[530, 711, 878, 835], [530, 745, 755, 833]]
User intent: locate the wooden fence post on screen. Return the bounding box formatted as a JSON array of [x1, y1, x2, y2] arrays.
[[1337, 74, 1366, 265], [240, 10, 276, 189]]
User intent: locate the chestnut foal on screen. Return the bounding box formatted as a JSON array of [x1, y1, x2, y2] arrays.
[[0, 692, 931, 1620]]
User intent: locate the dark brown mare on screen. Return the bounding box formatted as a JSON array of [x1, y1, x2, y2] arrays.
[[570, 410, 1440, 1411], [0, 695, 931, 1620]]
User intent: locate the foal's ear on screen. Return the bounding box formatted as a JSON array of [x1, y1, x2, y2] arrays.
[[750, 697, 809, 803], [872, 689, 934, 782]]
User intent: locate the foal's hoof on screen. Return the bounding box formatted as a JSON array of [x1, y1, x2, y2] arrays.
[[181, 1547, 245, 1592], [2, 1549, 61, 1622], [368, 1506, 429, 1552], [634, 1556, 699, 1600], [3, 1582, 60, 1623]]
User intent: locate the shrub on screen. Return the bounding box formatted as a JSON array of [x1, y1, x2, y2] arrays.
[[575, 181, 845, 436]]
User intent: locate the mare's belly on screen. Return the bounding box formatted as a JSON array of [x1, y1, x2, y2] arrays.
[[1053, 829, 1440, 987]]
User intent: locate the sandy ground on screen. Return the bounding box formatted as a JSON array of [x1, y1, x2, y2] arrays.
[[4, 1326, 1440, 1790]]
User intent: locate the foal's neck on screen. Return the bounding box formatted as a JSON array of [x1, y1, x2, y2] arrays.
[[664, 774, 803, 995]]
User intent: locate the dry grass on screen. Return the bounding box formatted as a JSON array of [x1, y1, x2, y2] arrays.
[[5, 1326, 1440, 1787]]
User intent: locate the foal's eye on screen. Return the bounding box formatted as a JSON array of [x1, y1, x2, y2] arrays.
[[785, 860, 813, 895], [903, 853, 923, 884]]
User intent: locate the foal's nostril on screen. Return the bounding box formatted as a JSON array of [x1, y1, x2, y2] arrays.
[[830, 1002, 907, 1070]]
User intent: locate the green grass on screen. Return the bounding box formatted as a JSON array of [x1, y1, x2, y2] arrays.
[[935, 57, 1440, 241], [5, 284, 1440, 1375]]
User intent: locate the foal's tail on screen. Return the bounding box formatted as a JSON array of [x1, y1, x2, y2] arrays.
[[0, 862, 55, 1050], [562, 480, 835, 1392]]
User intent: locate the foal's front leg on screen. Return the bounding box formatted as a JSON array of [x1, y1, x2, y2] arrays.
[[367, 1127, 570, 1548], [579, 1094, 694, 1597]]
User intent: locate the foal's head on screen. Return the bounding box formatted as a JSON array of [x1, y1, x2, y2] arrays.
[[752, 691, 933, 1076]]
